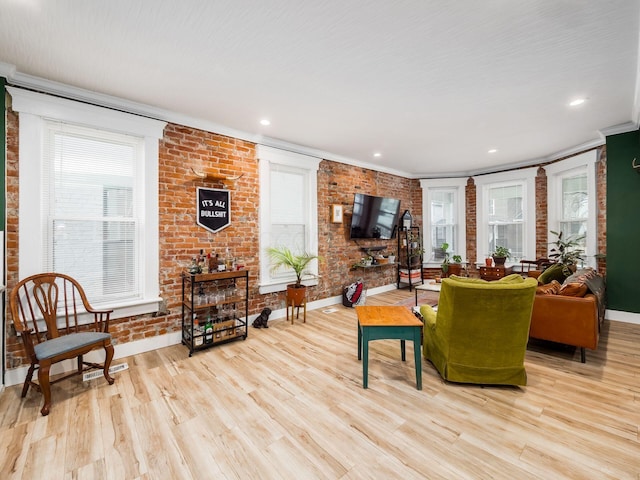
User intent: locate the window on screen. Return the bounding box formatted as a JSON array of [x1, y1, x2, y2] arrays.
[[487, 183, 524, 259], [258, 145, 321, 293], [545, 150, 598, 267], [420, 178, 466, 264], [474, 168, 537, 264], [9, 87, 166, 317]]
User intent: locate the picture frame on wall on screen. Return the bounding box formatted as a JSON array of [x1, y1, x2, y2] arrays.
[[331, 204, 343, 223]]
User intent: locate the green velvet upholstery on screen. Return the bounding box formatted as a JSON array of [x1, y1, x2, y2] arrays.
[[421, 274, 538, 386]]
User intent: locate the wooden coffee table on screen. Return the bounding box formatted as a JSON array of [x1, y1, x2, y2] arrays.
[[414, 280, 441, 306], [355, 306, 423, 390]]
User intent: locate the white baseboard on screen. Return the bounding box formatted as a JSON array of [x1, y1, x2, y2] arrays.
[[10, 284, 633, 386], [606, 309, 640, 325]]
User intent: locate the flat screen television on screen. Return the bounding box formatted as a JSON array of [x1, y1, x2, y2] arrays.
[[349, 193, 401, 240]]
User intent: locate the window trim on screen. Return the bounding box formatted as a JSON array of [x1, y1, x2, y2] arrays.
[[8, 87, 166, 319], [545, 150, 598, 268], [257, 145, 321, 294], [474, 167, 537, 265], [420, 178, 467, 267]]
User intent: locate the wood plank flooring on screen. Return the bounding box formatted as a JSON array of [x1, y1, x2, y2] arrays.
[[1, 289, 639, 479]]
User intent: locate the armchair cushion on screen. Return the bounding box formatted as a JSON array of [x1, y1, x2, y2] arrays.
[[422, 275, 537, 386], [34, 332, 112, 360]]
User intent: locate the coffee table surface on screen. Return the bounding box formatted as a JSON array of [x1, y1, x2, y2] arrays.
[[415, 280, 442, 292], [355, 305, 422, 327]]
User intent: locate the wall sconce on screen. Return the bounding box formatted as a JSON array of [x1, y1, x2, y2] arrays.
[[633, 158, 640, 174]]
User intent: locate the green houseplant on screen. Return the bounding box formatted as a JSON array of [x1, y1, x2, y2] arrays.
[[492, 246, 511, 266], [549, 230, 585, 275], [266, 246, 321, 306], [440, 243, 463, 277]]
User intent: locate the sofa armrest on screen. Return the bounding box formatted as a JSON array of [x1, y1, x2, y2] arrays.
[[530, 293, 599, 350]]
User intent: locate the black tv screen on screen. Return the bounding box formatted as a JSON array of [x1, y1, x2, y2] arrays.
[[350, 193, 401, 240]]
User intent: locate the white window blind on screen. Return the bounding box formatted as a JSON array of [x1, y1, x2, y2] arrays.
[[258, 145, 320, 293], [42, 121, 141, 304], [474, 168, 536, 264]]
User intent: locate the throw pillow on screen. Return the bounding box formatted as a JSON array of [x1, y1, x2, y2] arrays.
[[537, 263, 567, 285], [559, 282, 588, 297], [536, 280, 561, 295], [563, 268, 597, 285]]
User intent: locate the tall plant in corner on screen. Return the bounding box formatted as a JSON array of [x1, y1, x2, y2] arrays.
[[549, 230, 585, 275]]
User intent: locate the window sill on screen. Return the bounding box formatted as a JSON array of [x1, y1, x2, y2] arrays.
[[259, 279, 319, 295], [104, 297, 163, 320]]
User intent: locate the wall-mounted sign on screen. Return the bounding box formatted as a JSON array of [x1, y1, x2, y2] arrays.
[[197, 187, 231, 233]]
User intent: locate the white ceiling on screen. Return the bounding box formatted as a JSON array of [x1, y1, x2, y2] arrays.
[[1, 0, 639, 177]]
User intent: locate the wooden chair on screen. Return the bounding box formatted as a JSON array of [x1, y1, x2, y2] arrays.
[[520, 258, 553, 279], [9, 273, 115, 416]]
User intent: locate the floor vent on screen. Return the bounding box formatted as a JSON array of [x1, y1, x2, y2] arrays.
[[83, 362, 129, 382]]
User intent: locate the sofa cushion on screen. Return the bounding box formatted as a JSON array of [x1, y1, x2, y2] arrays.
[[537, 263, 567, 285], [536, 279, 561, 295], [559, 282, 588, 297]]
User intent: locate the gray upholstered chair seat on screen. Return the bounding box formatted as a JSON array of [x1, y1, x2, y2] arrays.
[[34, 332, 112, 360]]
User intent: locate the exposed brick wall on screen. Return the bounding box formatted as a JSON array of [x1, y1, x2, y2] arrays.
[[465, 177, 477, 273], [4, 112, 422, 368], [535, 167, 548, 258], [2, 102, 607, 369], [317, 162, 422, 299], [596, 147, 607, 275]]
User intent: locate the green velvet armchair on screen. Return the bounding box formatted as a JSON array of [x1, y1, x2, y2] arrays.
[[420, 274, 538, 386]]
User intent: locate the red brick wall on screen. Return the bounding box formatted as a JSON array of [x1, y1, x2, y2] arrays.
[[3, 104, 606, 369], [596, 148, 607, 275], [535, 167, 548, 258], [317, 162, 422, 299], [4, 113, 422, 368]]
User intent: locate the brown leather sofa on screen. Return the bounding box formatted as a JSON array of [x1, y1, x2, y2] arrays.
[[529, 268, 605, 363]]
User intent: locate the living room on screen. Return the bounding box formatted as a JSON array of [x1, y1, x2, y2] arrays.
[[1, 2, 640, 478]]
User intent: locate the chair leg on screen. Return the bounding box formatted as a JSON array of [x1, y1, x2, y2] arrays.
[[580, 347, 586, 363], [77, 354, 83, 373], [38, 361, 52, 416], [21, 364, 35, 398], [103, 341, 115, 385]]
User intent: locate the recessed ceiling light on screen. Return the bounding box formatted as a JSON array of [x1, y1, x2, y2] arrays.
[[260, 119, 271, 126], [373, 152, 382, 158], [569, 98, 586, 107], [488, 149, 497, 154]]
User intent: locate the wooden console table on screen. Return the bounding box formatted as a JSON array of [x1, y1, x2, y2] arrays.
[[479, 266, 513, 281]]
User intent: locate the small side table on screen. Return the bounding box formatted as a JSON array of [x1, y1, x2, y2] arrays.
[[478, 266, 513, 281], [355, 306, 423, 390]]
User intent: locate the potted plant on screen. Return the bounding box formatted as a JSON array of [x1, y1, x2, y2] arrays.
[[440, 242, 463, 277], [408, 233, 424, 267], [492, 246, 511, 266], [549, 230, 585, 275], [266, 246, 321, 306]]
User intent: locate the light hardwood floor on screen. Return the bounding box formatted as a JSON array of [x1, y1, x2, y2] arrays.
[[1, 289, 639, 479]]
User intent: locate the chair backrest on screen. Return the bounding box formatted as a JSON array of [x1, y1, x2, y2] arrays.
[[10, 273, 110, 348], [436, 274, 538, 365]]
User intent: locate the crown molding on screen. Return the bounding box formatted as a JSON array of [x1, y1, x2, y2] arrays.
[[599, 121, 638, 138], [2, 62, 629, 182], [2, 63, 412, 179]]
